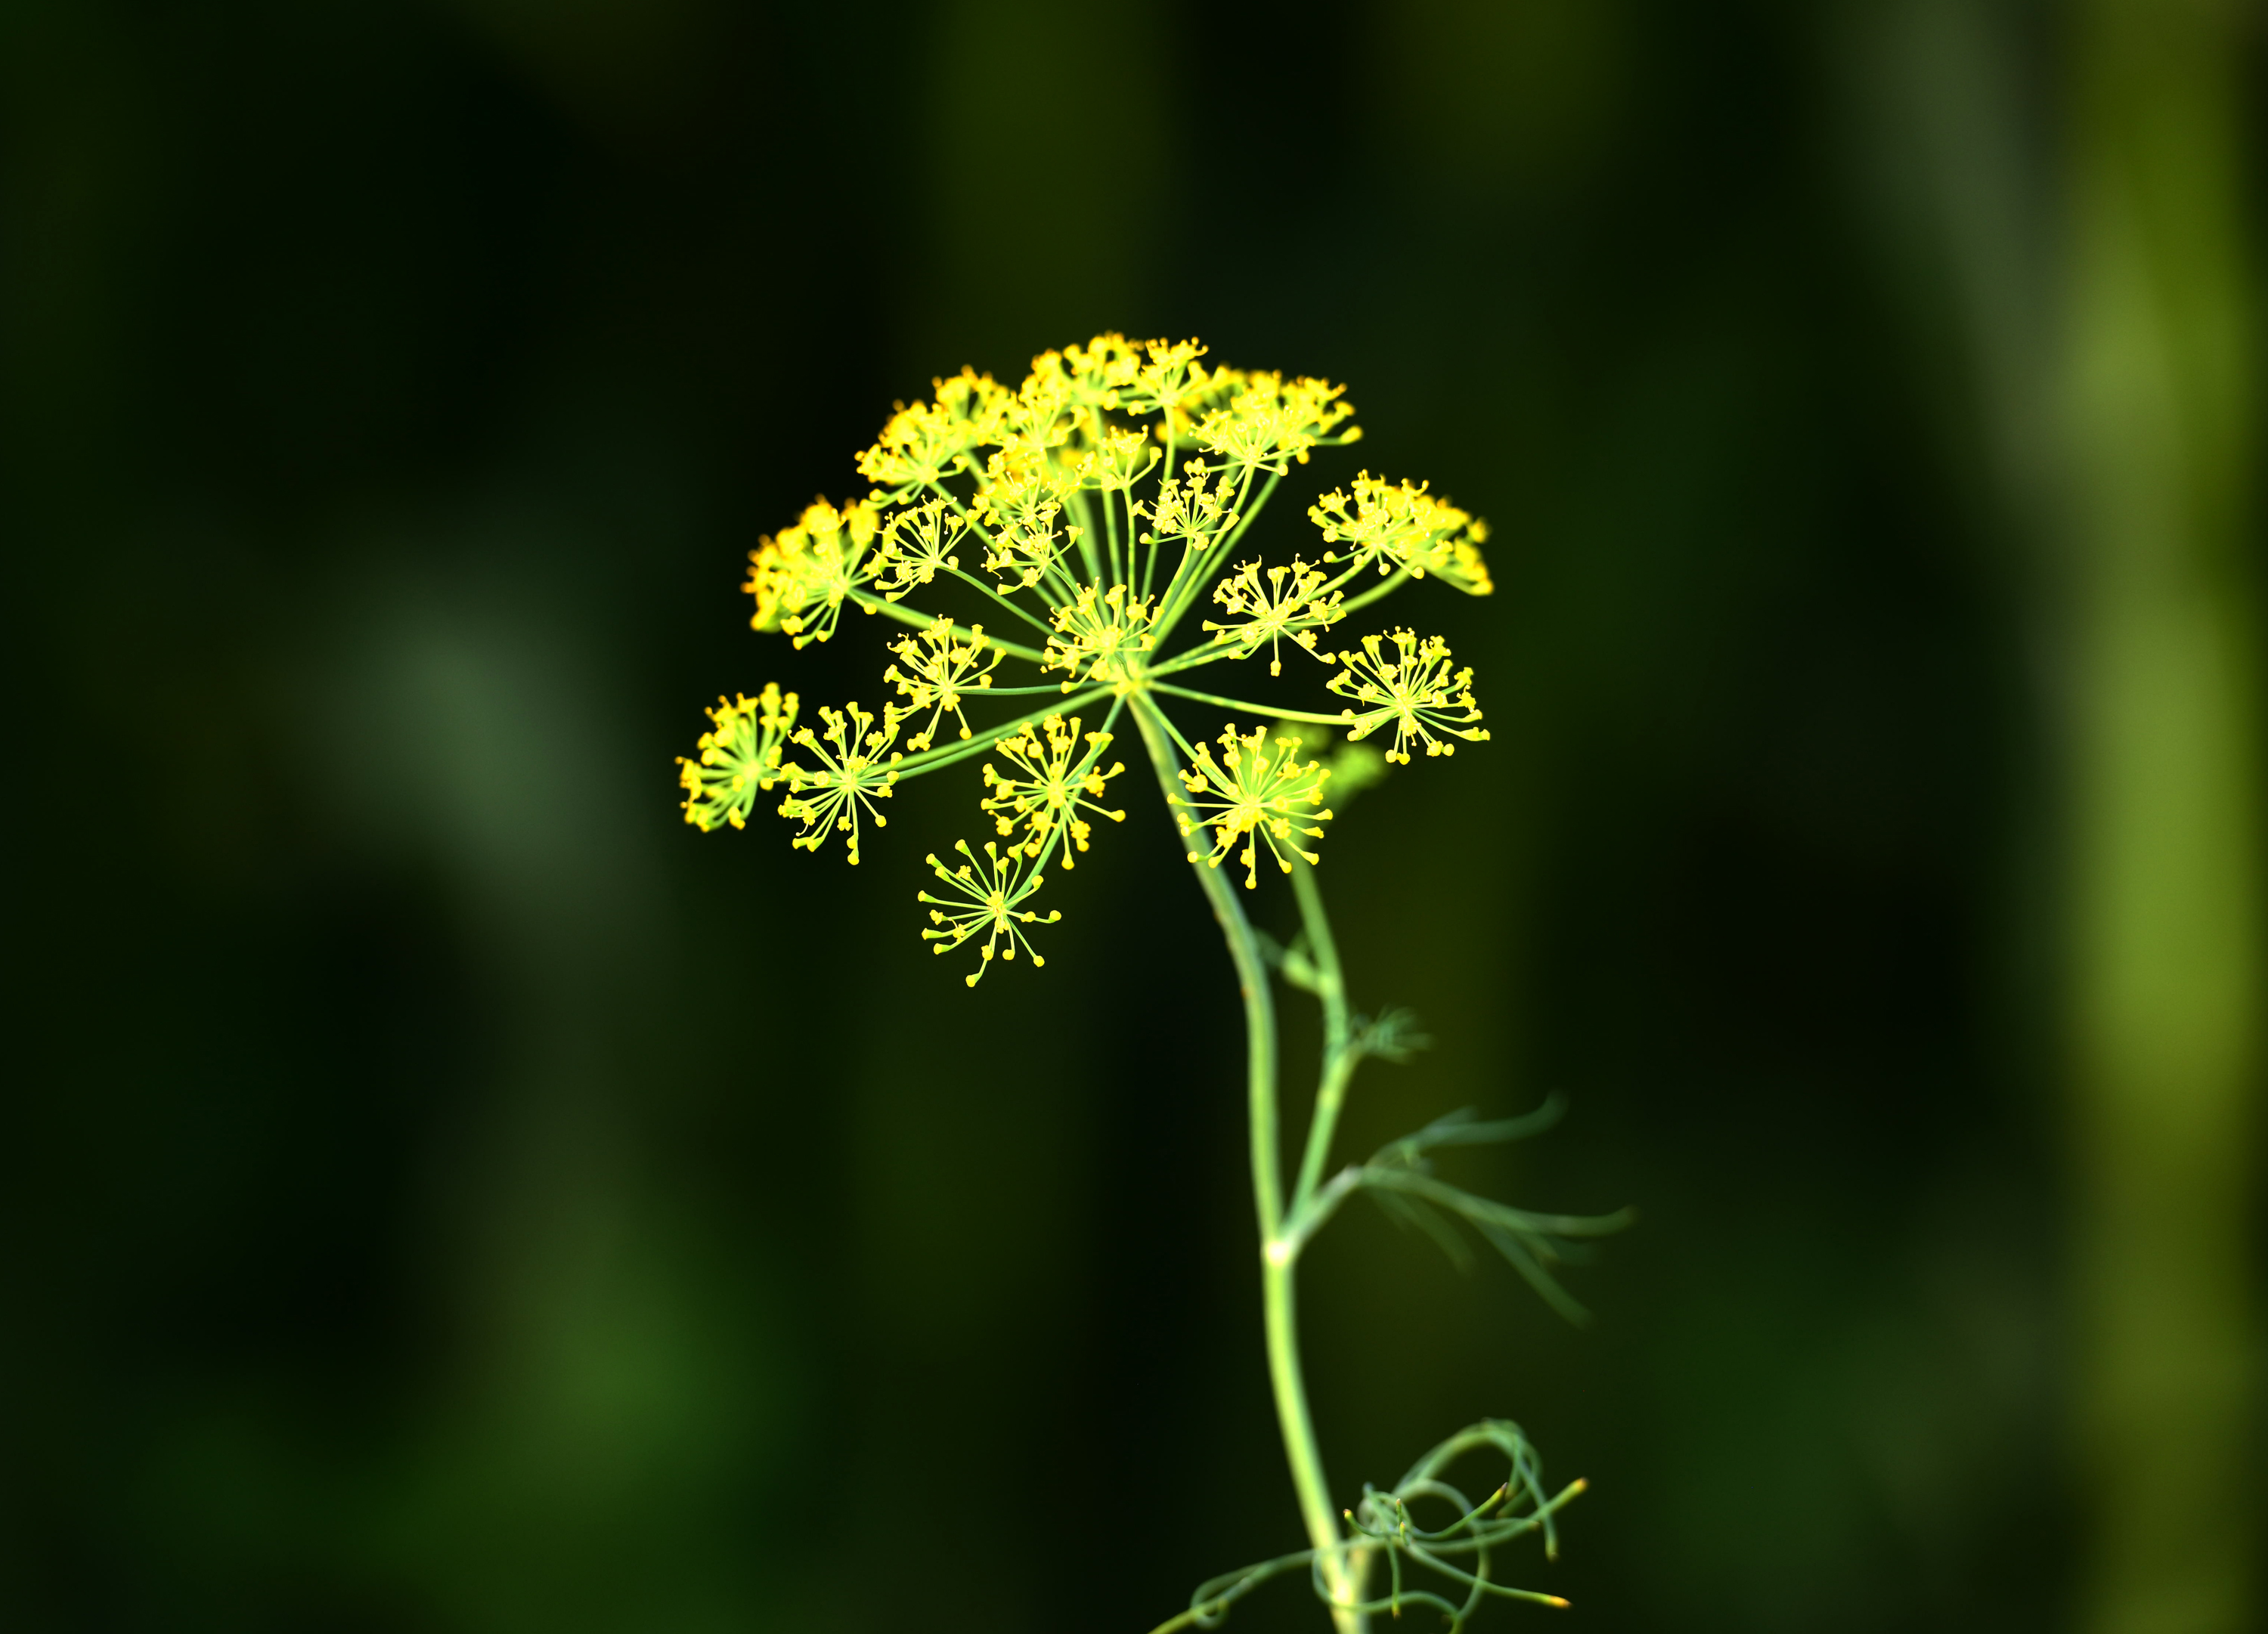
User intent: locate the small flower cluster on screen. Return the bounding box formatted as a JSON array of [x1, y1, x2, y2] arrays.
[[680, 684, 798, 831], [679, 334, 1495, 983], [981, 715, 1125, 868], [1175, 726, 1335, 888], [1309, 473, 1493, 595], [1330, 628, 1491, 765]]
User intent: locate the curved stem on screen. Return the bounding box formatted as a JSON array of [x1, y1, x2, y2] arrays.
[[1136, 487, 1161, 600], [943, 564, 1056, 637], [1317, 562, 1411, 619], [1099, 472, 1123, 586], [1145, 642, 1244, 679], [1152, 467, 1275, 644], [1151, 679, 1349, 728], [1130, 697, 1284, 1233], [1289, 854, 1353, 1212], [885, 686, 1111, 779], [1129, 695, 1364, 1634], [1334, 565, 1412, 619], [846, 586, 1052, 664], [1066, 487, 1106, 585]]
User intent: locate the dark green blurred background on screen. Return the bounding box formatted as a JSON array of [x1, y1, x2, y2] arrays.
[[6, 2, 2263, 1630]]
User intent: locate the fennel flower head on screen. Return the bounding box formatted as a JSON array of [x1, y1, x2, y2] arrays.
[[679, 334, 1493, 985]]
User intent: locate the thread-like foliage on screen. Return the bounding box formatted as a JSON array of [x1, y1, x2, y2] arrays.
[[1148, 1422, 1587, 1633]]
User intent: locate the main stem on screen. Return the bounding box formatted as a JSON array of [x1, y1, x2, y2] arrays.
[[1129, 696, 1363, 1634]]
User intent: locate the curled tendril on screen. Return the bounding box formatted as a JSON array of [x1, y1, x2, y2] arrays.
[[1148, 1420, 1586, 1634]]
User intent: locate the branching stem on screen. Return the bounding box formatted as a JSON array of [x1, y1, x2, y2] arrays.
[[1130, 694, 1366, 1634]]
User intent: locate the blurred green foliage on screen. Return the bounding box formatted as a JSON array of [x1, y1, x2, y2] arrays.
[[3, 2, 2260, 1632]]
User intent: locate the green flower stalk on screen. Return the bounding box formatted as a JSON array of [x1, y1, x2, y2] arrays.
[[679, 335, 1628, 1629]]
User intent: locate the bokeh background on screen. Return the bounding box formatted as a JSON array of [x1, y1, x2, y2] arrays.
[[5, 1, 2263, 1630]]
